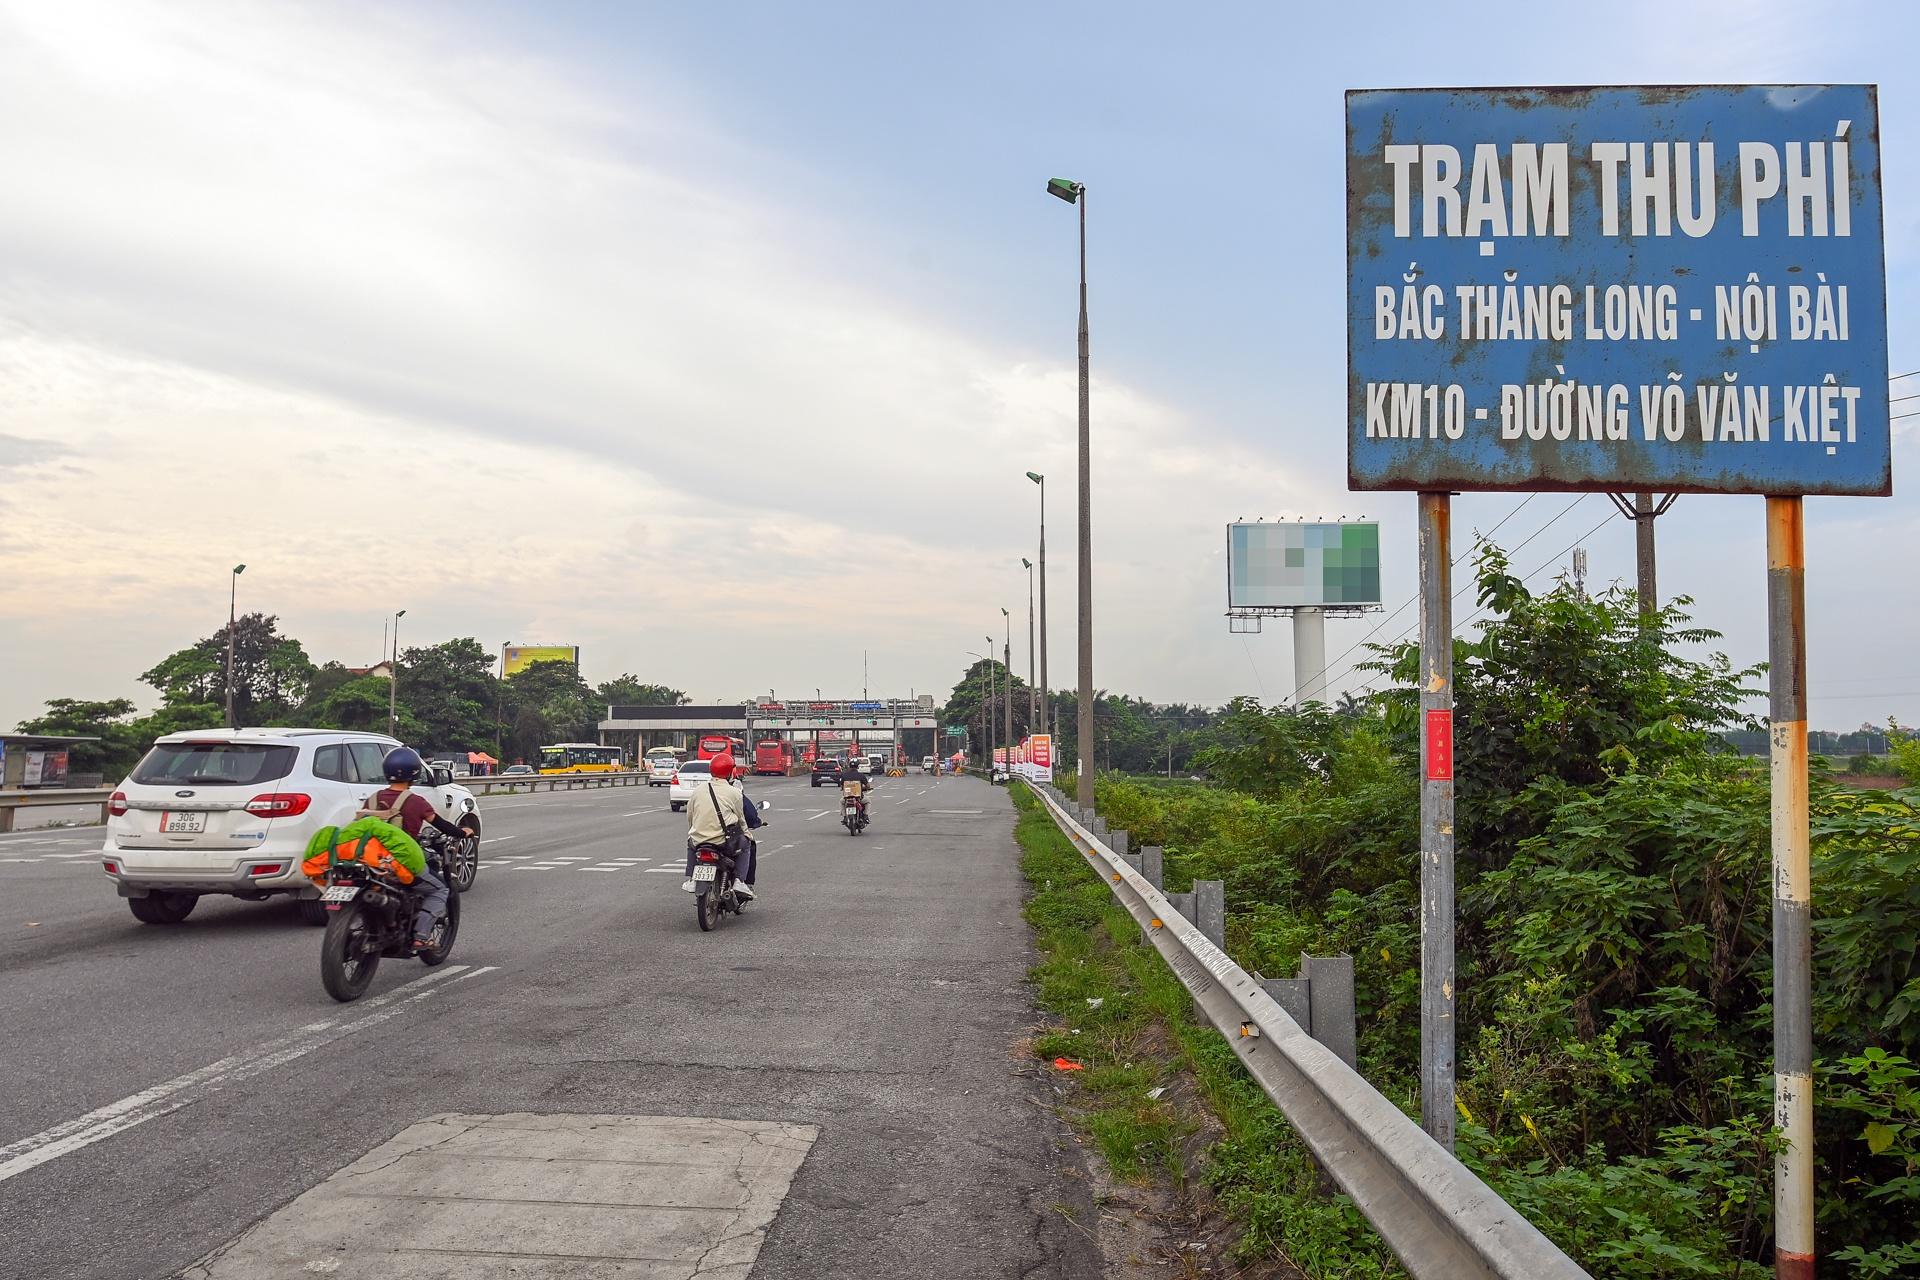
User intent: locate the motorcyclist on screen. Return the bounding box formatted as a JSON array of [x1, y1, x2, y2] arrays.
[[681, 751, 764, 898], [360, 746, 467, 950], [839, 753, 872, 826]]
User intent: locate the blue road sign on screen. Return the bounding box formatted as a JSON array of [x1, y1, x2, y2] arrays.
[[1346, 86, 1889, 496]]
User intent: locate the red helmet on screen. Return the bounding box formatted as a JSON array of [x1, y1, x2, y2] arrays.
[[709, 752, 737, 779]]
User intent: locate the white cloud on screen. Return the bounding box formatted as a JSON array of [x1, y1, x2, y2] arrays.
[[0, 0, 1322, 725]]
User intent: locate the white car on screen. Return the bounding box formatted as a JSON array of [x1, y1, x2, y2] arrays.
[[646, 756, 678, 786], [921, 756, 936, 772], [667, 758, 712, 812], [102, 729, 481, 926]]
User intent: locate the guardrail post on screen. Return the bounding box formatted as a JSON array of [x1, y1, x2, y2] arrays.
[[1304, 955, 1358, 1070], [1090, 815, 1108, 838], [1110, 829, 1129, 856], [1260, 974, 1312, 1032], [1120, 851, 1142, 876], [0, 807, 12, 834], [1193, 879, 1225, 950], [1165, 890, 1195, 921], [1140, 846, 1163, 891]]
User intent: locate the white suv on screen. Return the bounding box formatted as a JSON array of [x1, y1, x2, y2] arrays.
[[102, 729, 481, 926]]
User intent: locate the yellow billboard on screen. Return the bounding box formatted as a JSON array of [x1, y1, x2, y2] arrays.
[[503, 645, 579, 677]]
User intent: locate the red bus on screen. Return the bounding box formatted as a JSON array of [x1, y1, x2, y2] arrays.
[[753, 739, 797, 776], [696, 735, 747, 763]]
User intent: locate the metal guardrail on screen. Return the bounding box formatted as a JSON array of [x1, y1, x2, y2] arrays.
[[0, 773, 651, 832], [1031, 782, 1592, 1280], [0, 788, 115, 833]]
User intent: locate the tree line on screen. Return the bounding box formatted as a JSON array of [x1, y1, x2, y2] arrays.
[[16, 613, 687, 777]]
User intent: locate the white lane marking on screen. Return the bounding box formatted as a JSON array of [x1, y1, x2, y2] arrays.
[[550, 857, 589, 862], [806, 810, 831, 821], [0, 858, 41, 863], [929, 810, 985, 814], [485, 835, 520, 843], [621, 811, 651, 818], [894, 798, 909, 805], [511, 867, 545, 872], [642, 867, 682, 873], [580, 867, 626, 872], [0, 966, 497, 1185]]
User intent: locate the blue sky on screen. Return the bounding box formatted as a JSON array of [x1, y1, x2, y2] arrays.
[[0, 0, 1914, 729]]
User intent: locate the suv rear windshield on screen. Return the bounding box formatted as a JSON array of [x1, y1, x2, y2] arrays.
[[131, 742, 298, 787]]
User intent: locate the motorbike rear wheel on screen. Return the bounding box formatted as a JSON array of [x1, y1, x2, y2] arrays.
[[696, 885, 721, 932], [320, 903, 380, 1002]]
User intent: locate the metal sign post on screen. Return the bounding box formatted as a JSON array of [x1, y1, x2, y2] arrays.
[[1345, 85, 1890, 1233], [1416, 493, 1455, 1148], [1767, 496, 1814, 1280]]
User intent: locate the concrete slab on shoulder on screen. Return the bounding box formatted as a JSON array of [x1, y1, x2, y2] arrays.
[[179, 1112, 818, 1279]]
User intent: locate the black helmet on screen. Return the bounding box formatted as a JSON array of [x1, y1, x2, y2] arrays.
[[382, 746, 425, 784]]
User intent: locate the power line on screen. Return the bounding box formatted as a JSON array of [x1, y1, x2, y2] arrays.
[[1313, 492, 1546, 695]]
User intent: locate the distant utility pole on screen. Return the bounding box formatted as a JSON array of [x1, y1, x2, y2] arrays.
[[1607, 492, 1677, 624]]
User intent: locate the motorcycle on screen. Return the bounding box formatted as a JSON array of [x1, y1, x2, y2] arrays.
[[692, 829, 757, 932], [317, 841, 460, 1002], [841, 781, 869, 836]]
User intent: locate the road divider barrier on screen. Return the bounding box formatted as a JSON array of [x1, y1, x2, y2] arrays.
[[0, 770, 651, 832], [1030, 780, 1592, 1280]]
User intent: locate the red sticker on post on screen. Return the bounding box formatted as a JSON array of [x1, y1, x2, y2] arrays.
[[1425, 710, 1453, 781]]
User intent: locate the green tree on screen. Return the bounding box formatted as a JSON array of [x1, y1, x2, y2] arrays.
[[16, 698, 142, 776], [596, 676, 689, 708], [141, 612, 316, 726], [501, 660, 597, 763], [395, 638, 496, 752]]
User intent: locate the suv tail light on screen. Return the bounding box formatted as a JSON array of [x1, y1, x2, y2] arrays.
[[245, 793, 311, 817], [109, 791, 128, 817], [671, 773, 680, 785], [248, 863, 285, 876]]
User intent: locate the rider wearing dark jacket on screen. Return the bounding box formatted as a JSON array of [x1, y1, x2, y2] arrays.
[[361, 747, 463, 948]]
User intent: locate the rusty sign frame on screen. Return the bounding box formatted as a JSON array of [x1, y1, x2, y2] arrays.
[[1346, 85, 1889, 496]]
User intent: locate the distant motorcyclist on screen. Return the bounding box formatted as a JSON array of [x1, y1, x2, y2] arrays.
[[839, 754, 872, 825], [682, 752, 763, 898], [360, 747, 466, 950]]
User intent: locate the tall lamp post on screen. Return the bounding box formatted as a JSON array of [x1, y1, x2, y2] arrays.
[[388, 608, 406, 737], [1045, 176, 1093, 804], [1022, 558, 1037, 734], [1002, 608, 1014, 775], [494, 640, 513, 764], [224, 564, 246, 728], [1026, 471, 1048, 737]]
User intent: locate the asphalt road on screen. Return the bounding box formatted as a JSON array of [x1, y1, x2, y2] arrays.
[[0, 773, 1103, 1279]]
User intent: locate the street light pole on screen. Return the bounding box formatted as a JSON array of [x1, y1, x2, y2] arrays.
[[1002, 607, 1013, 775], [1027, 471, 1048, 737], [1046, 176, 1093, 805], [225, 564, 246, 728], [986, 635, 998, 780], [1022, 558, 1037, 733], [388, 609, 406, 737]]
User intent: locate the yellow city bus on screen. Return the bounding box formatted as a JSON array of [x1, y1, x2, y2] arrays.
[[537, 743, 624, 774]]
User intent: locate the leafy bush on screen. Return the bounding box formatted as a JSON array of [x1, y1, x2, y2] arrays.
[[1077, 549, 1920, 1277]]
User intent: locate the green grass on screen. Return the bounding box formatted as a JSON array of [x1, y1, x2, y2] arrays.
[[1011, 782, 1404, 1277]]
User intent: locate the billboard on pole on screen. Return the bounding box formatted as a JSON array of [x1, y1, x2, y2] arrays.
[[1229, 522, 1382, 609], [1347, 85, 1889, 495], [504, 645, 579, 677]]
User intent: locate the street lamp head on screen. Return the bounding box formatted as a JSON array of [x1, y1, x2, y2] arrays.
[[396, 609, 407, 619], [233, 563, 246, 576], [1045, 178, 1083, 204], [1022, 558, 1032, 569], [1001, 608, 1009, 618], [1026, 471, 1044, 484]]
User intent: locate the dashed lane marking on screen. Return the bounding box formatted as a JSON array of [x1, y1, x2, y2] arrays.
[[0, 965, 498, 1185], [806, 810, 831, 821]]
